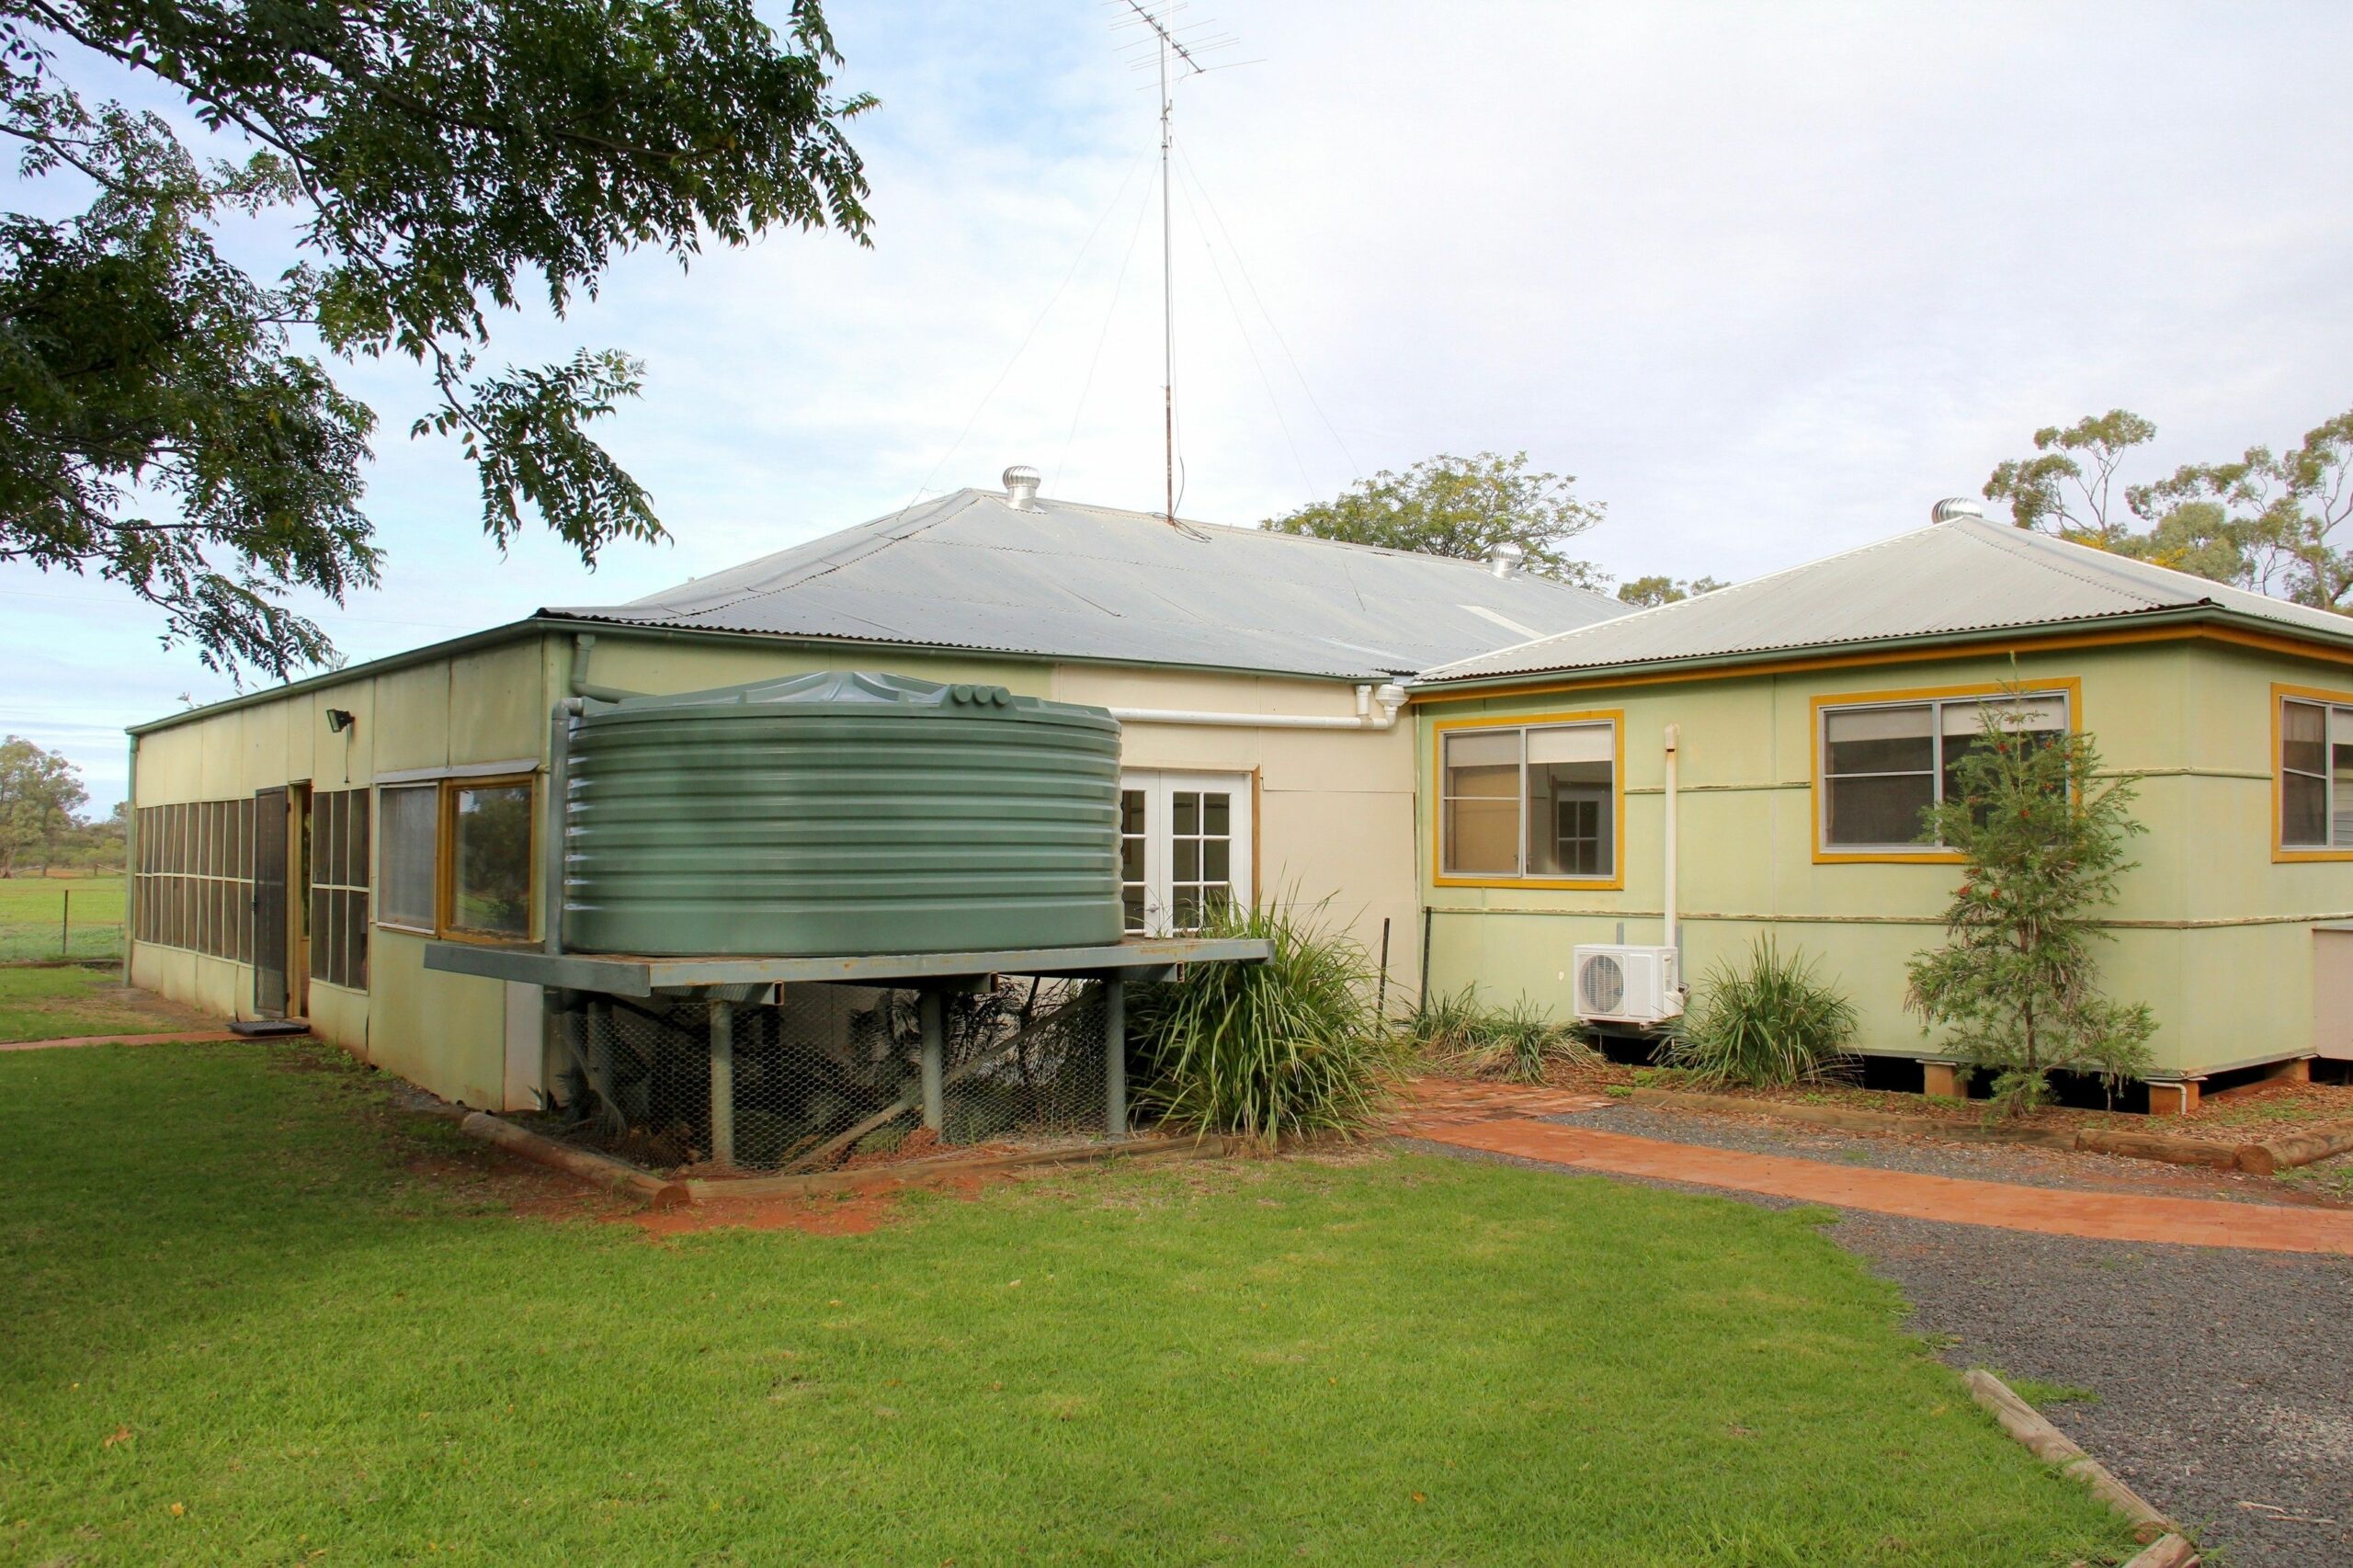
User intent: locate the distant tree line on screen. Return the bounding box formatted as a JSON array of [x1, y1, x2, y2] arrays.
[[1984, 405, 2353, 610], [0, 735, 119, 876]]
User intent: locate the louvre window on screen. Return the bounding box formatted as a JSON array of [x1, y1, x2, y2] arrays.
[[308, 789, 370, 990], [1438, 721, 1617, 881], [1820, 692, 2067, 852], [133, 798, 255, 961]]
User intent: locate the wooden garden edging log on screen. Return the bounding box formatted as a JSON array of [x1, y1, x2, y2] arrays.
[[458, 1110, 691, 1210], [686, 1132, 1231, 1201], [2234, 1123, 2353, 1176], [1625, 1088, 2082, 1148], [1629, 1088, 2351, 1176], [2120, 1534, 2200, 1568], [1961, 1369, 2173, 1545]]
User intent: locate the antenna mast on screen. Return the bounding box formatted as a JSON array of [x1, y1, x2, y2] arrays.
[[1114, 0, 1221, 524]]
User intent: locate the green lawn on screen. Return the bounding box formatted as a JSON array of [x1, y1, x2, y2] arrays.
[[0, 875, 124, 963], [0, 965, 210, 1044], [0, 1046, 2138, 1566]]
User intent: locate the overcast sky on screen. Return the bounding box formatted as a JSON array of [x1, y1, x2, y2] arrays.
[[9, 0, 2353, 810]]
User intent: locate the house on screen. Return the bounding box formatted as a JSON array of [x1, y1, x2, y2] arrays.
[[123, 472, 1622, 1109], [1410, 505, 2353, 1110]]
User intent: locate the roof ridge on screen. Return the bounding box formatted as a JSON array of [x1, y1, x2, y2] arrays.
[[1419, 522, 1938, 676], [1949, 517, 2205, 608]]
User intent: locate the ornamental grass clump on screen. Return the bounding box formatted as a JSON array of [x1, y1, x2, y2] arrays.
[[1126, 902, 1401, 1142], [1904, 696, 2155, 1116], [1405, 986, 1596, 1083], [1662, 937, 1859, 1087]]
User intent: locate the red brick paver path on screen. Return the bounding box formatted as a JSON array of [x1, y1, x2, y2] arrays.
[[0, 1029, 244, 1053], [1413, 1116, 2353, 1256], [1386, 1076, 1614, 1131]]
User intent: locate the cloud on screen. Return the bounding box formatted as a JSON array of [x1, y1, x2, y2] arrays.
[[8, 0, 2353, 809]]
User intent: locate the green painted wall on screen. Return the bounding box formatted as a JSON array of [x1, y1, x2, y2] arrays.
[[1415, 639, 2353, 1078]]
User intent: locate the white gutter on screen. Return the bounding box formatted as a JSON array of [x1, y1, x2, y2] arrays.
[[1108, 682, 1408, 731]]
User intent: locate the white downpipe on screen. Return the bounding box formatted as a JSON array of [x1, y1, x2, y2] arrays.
[[1662, 721, 1681, 954], [1108, 682, 1408, 731]]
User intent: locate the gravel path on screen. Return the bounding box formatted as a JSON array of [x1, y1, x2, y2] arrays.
[[1547, 1103, 2334, 1206], [1402, 1109, 2353, 1567]]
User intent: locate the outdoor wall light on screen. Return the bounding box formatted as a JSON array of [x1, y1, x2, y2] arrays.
[[325, 708, 357, 733]]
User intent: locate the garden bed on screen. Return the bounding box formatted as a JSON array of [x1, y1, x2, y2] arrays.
[[1537, 1058, 2353, 1148]]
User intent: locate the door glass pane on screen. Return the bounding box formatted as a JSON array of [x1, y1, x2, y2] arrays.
[[451, 783, 533, 938], [1203, 839, 1230, 881], [379, 785, 438, 928], [1203, 794, 1230, 835], [1174, 839, 1199, 881], [1173, 791, 1199, 835]]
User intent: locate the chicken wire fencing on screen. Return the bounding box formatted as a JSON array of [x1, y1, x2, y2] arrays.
[[547, 977, 1111, 1176]]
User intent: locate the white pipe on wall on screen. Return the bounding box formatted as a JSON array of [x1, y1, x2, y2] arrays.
[[1662, 722, 1680, 954], [1108, 682, 1408, 731]]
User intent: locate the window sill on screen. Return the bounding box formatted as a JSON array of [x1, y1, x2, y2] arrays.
[[1433, 873, 1626, 891], [1813, 848, 1966, 865], [2275, 847, 2353, 864]]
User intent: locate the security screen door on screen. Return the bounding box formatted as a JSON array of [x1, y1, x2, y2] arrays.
[[1118, 771, 1252, 936]]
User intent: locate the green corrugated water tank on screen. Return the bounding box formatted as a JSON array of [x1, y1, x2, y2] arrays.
[[563, 671, 1122, 956]]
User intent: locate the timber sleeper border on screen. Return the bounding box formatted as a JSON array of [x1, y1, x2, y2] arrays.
[[1626, 1088, 2353, 1176], [1961, 1369, 2199, 1565], [453, 1109, 1229, 1208]]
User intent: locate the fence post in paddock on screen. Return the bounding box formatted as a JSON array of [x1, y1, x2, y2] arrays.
[[1104, 976, 1126, 1137], [919, 991, 946, 1132], [708, 997, 736, 1169]]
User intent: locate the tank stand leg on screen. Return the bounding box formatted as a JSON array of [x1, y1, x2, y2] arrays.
[[919, 992, 946, 1134], [708, 997, 736, 1169], [1104, 976, 1127, 1138]]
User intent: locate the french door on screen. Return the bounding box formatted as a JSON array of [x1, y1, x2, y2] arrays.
[[1118, 771, 1252, 937]]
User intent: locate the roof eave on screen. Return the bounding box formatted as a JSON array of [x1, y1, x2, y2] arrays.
[[128, 617, 560, 737], [1404, 604, 2353, 698]]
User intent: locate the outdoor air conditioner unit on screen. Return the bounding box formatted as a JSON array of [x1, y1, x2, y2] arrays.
[[1572, 945, 1684, 1028]]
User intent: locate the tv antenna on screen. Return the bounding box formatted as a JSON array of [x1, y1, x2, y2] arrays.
[[1110, 0, 1242, 525]]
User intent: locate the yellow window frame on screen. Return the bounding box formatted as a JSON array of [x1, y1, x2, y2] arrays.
[[1811, 677, 2083, 865], [2273, 682, 2353, 863], [373, 774, 540, 943], [1430, 710, 1626, 891]]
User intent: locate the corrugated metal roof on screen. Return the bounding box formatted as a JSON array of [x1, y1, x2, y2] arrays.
[[1417, 517, 2353, 686], [550, 489, 1629, 679]]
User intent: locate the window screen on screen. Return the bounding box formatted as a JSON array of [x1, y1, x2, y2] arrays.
[[449, 781, 533, 938], [378, 784, 438, 930], [1440, 730, 1520, 875], [1822, 692, 2067, 850], [133, 798, 255, 961], [308, 789, 370, 990]]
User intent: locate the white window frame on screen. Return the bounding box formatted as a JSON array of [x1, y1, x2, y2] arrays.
[[1118, 769, 1253, 937], [1816, 689, 2070, 855]]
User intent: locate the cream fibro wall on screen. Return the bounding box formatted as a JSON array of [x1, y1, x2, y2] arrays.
[[128, 635, 560, 1105], [1415, 637, 2353, 1080], [129, 627, 1422, 1108]]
